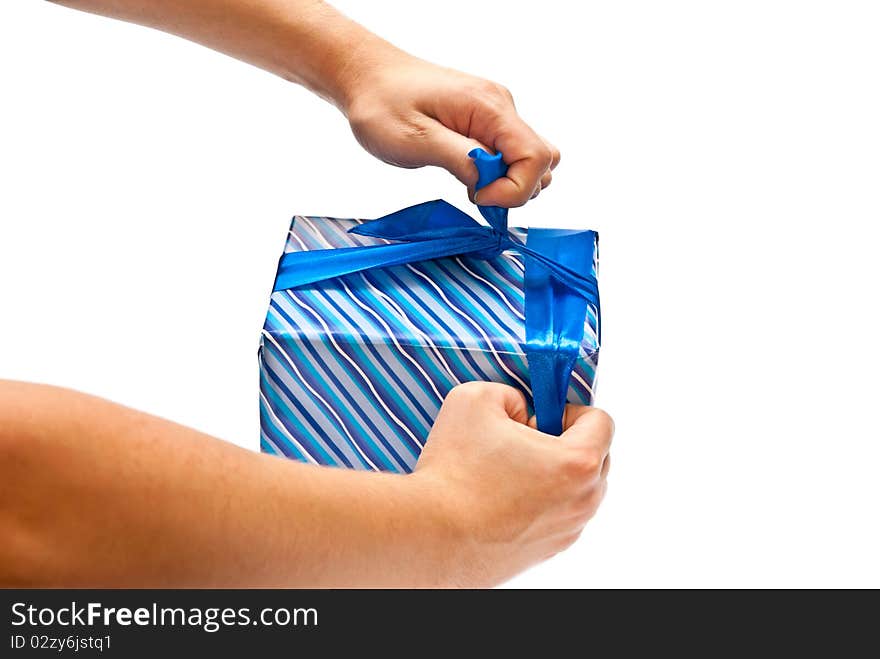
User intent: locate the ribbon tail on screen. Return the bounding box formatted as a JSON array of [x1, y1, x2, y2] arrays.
[[470, 148, 510, 233], [274, 234, 491, 291], [523, 229, 598, 435]]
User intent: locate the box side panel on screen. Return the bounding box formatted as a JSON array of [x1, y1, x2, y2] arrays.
[[259, 328, 597, 473]]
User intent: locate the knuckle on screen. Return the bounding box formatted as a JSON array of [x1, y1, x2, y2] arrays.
[[479, 78, 509, 98], [530, 146, 554, 170], [590, 408, 615, 442], [563, 447, 604, 480], [474, 81, 513, 113], [495, 83, 514, 101], [581, 448, 605, 476], [475, 78, 496, 93]]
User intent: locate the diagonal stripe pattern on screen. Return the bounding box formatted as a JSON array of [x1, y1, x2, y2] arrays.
[[260, 215, 600, 473]]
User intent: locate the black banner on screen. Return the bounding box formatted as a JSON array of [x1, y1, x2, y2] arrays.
[[1, 589, 871, 655]]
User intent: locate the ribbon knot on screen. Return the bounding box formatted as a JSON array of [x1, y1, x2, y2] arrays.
[[470, 226, 510, 260], [272, 148, 600, 436]]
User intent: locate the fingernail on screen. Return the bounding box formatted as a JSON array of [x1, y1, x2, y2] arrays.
[[473, 190, 482, 205]]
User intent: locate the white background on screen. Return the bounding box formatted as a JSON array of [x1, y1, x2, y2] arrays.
[[2, 1, 878, 587]]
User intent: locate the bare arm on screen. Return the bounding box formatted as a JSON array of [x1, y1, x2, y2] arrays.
[[50, 0, 560, 206], [11, 1, 607, 588], [0, 380, 611, 587], [52, 0, 383, 107]]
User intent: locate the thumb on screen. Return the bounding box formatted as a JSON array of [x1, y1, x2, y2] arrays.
[[425, 123, 491, 199]]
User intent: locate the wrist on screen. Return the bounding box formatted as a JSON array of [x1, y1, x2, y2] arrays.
[[401, 471, 483, 587], [331, 32, 412, 115], [274, 2, 410, 114]]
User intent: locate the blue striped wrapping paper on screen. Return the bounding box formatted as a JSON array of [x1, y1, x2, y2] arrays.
[[259, 213, 600, 473]]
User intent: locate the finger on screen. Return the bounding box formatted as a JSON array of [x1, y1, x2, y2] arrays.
[[478, 135, 558, 205], [530, 175, 549, 201], [442, 381, 530, 426], [601, 452, 611, 479], [540, 136, 561, 171], [560, 406, 614, 454], [473, 114, 554, 208], [475, 151, 551, 207], [424, 122, 492, 192]]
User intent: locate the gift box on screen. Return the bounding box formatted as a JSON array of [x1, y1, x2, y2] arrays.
[[258, 150, 600, 473]]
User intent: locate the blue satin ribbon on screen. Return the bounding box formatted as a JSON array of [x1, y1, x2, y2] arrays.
[[274, 148, 599, 435]]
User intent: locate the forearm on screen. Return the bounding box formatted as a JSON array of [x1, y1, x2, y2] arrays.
[[0, 381, 457, 587], [50, 0, 400, 109], [50, 0, 560, 205]]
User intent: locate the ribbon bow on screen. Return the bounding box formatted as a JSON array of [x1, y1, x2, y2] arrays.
[[274, 148, 599, 435]]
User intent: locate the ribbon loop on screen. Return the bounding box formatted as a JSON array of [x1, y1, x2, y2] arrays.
[[273, 148, 599, 435], [351, 199, 479, 240]]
